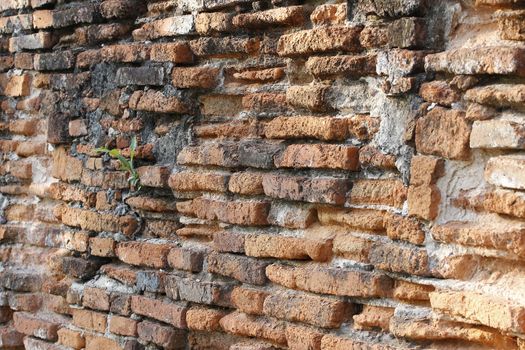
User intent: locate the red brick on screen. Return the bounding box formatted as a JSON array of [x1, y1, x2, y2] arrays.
[[168, 171, 229, 192], [125, 195, 177, 212], [232, 6, 305, 28], [82, 287, 110, 311], [168, 246, 205, 272], [350, 179, 407, 208], [109, 315, 138, 336], [5, 74, 30, 97], [149, 42, 194, 63], [14, 311, 66, 340], [275, 144, 359, 170], [245, 234, 331, 261], [129, 90, 190, 114], [185, 197, 270, 226], [264, 290, 350, 328], [137, 320, 187, 349], [231, 287, 269, 315], [207, 252, 269, 285], [263, 116, 347, 141], [415, 107, 471, 160], [220, 312, 287, 345], [172, 66, 219, 88], [229, 172, 264, 195], [407, 184, 441, 220], [266, 264, 393, 298], [116, 241, 173, 269], [72, 308, 107, 332], [137, 165, 170, 188], [89, 237, 116, 257], [58, 207, 138, 236], [57, 327, 85, 349], [369, 242, 431, 276], [186, 307, 226, 331], [262, 174, 350, 205], [278, 26, 362, 56], [85, 335, 123, 350], [131, 295, 187, 328]]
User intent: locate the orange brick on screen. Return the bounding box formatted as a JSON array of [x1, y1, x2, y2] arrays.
[[110, 315, 138, 336]]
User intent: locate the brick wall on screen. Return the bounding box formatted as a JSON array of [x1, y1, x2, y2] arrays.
[[1, 0, 525, 349]]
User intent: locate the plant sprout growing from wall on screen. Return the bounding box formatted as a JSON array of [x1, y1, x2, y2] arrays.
[[95, 136, 141, 191]]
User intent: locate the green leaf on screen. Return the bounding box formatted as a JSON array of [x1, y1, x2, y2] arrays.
[[94, 147, 110, 154], [108, 149, 121, 158], [129, 136, 137, 162]]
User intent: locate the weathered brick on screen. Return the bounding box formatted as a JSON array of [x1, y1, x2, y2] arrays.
[[109, 315, 138, 336], [278, 26, 362, 56], [432, 221, 525, 257], [72, 308, 107, 333], [306, 55, 377, 78], [138, 320, 186, 349], [425, 46, 525, 76], [170, 275, 232, 306], [133, 15, 194, 40], [262, 174, 350, 205], [0, 15, 32, 35], [263, 290, 349, 328], [186, 307, 226, 331], [430, 291, 525, 333], [58, 207, 138, 236], [393, 280, 434, 302], [275, 144, 359, 170], [350, 179, 406, 208], [149, 42, 194, 63], [57, 328, 85, 349], [100, 0, 146, 19], [168, 247, 205, 272], [33, 5, 97, 29], [229, 172, 264, 195], [384, 213, 425, 245], [263, 116, 347, 141], [116, 241, 173, 269], [84, 335, 123, 350], [186, 197, 270, 226], [369, 242, 431, 276], [207, 252, 269, 285], [311, 3, 347, 26], [14, 312, 66, 341], [190, 37, 259, 58], [169, 171, 229, 192], [177, 142, 239, 167], [5, 74, 30, 97], [286, 85, 330, 112], [137, 166, 170, 188], [34, 50, 75, 71], [195, 12, 233, 34], [353, 305, 394, 331], [470, 119, 525, 149], [245, 234, 331, 261], [420, 81, 460, 106], [266, 264, 393, 298], [172, 66, 219, 89], [83, 287, 110, 311], [233, 6, 305, 28], [465, 83, 525, 108], [61, 256, 104, 280], [410, 155, 445, 186], [332, 233, 373, 263], [407, 184, 441, 220], [231, 287, 269, 315], [415, 107, 471, 160], [116, 67, 165, 86], [200, 94, 243, 116], [131, 295, 187, 328], [9, 32, 56, 52], [318, 207, 385, 231], [129, 90, 190, 114], [267, 202, 316, 229], [220, 312, 287, 345], [77, 44, 150, 67]]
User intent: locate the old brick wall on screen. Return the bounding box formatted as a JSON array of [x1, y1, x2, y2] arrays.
[[1, 0, 525, 349]]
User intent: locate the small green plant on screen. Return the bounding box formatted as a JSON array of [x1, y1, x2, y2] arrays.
[[95, 136, 141, 191]]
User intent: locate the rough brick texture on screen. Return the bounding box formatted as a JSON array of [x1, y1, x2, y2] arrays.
[[0, 0, 524, 349]]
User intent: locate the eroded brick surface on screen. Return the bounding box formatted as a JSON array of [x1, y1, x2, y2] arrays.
[[1, 0, 524, 349]]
